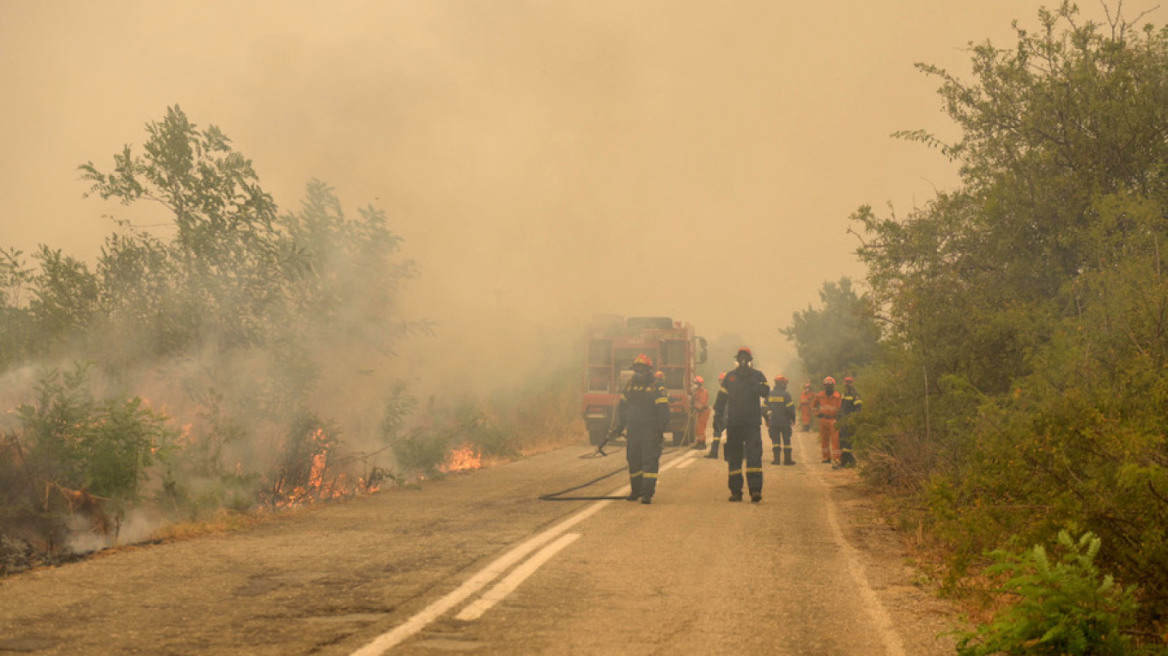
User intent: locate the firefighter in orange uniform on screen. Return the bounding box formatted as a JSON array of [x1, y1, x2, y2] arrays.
[[798, 381, 815, 432], [705, 372, 727, 459], [690, 376, 711, 450], [712, 348, 769, 502], [610, 354, 670, 504], [811, 377, 843, 465]]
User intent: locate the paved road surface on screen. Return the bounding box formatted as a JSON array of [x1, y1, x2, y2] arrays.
[[0, 429, 959, 655]]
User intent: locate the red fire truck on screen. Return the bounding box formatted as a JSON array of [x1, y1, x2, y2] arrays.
[[581, 315, 708, 446]]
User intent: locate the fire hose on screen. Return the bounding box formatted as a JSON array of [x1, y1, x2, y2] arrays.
[[585, 401, 625, 458], [541, 444, 681, 501]]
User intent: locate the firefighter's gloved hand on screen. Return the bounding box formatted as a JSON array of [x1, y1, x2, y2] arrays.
[[656, 432, 665, 445]]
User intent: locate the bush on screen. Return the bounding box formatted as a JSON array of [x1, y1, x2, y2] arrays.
[[956, 531, 1162, 656]]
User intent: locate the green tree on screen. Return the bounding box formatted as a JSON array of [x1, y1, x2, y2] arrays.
[[781, 277, 880, 382], [28, 246, 100, 353], [81, 105, 283, 352], [854, 3, 1168, 637], [275, 179, 422, 353], [0, 247, 34, 369]]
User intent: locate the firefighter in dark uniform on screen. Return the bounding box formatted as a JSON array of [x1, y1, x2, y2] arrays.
[[766, 375, 797, 465], [712, 347, 769, 502], [610, 353, 670, 504], [837, 376, 862, 469]]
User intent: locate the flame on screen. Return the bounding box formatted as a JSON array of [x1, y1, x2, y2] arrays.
[[267, 428, 393, 509], [440, 445, 484, 473]]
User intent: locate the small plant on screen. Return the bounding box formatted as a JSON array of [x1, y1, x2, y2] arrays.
[[956, 530, 1159, 656]]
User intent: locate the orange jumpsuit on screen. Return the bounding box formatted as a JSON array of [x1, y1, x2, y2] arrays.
[[811, 390, 842, 463], [692, 385, 711, 446], [798, 387, 815, 431]]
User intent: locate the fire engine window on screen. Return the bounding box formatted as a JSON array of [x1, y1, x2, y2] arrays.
[[664, 369, 684, 389], [661, 340, 686, 366], [587, 368, 610, 392], [588, 340, 612, 365]]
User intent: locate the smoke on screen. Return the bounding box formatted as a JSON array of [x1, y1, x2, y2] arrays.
[[3, 0, 1165, 478]]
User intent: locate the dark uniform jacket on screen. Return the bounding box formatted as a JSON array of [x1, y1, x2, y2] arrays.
[[840, 386, 863, 417], [766, 387, 796, 427], [615, 378, 670, 435], [713, 366, 769, 429]]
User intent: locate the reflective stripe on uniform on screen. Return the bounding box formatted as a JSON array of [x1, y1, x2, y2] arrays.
[[630, 470, 643, 478], [643, 472, 658, 479], [728, 468, 743, 476], [746, 467, 763, 474], [655, 397, 669, 404]]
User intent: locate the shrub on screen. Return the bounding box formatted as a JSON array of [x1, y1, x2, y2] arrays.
[[956, 531, 1162, 655]]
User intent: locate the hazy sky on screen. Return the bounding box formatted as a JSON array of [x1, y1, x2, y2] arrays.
[[1, 0, 1162, 379]]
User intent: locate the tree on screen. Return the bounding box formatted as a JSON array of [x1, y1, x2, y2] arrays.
[[855, 3, 1168, 635], [0, 247, 34, 368], [81, 105, 283, 352], [781, 277, 880, 382]]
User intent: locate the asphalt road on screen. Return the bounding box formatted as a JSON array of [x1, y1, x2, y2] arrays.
[[0, 429, 960, 655]]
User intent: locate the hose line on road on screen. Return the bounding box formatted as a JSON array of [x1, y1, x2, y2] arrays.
[[540, 446, 681, 501]]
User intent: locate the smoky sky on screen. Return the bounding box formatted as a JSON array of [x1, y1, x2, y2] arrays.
[[1, 0, 1161, 381]]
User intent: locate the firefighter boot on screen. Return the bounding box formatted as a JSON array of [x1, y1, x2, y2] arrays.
[[626, 478, 642, 501], [783, 447, 795, 465], [771, 446, 782, 465]]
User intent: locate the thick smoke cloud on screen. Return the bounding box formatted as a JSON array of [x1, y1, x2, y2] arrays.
[[1, 0, 1162, 381]]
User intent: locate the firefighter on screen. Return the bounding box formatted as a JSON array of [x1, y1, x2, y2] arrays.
[[610, 353, 670, 504], [712, 348, 769, 502], [766, 375, 797, 465], [811, 376, 843, 465], [690, 376, 711, 450], [704, 372, 727, 459], [798, 381, 814, 432], [837, 376, 862, 468]]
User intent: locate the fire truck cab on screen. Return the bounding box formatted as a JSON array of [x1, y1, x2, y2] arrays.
[[581, 315, 708, 446]]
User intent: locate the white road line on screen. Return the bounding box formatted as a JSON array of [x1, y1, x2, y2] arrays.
[[349, 501, 611, 656], [811, 436, 908, 656], [455, 533, 581, 621], [665, 448, 700, 470], [673, 449, 700, 469], [351, 447, 696, 655]]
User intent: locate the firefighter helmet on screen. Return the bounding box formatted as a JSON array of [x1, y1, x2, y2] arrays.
[[774, 375, 788, 383], [632, 353, 653, 368], [694, 376, 704, 385], [736, 347, 753, 360], [804, 382, 811, 388], [844, 376, 854, 384], [718, 372, 726, 381], [654, 371, 665, 379], [824, 376, 836, 385]]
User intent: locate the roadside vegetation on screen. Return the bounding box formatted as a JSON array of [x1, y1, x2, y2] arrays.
[[784, 4, 1168, 652], [0, 106, 580, 575]]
